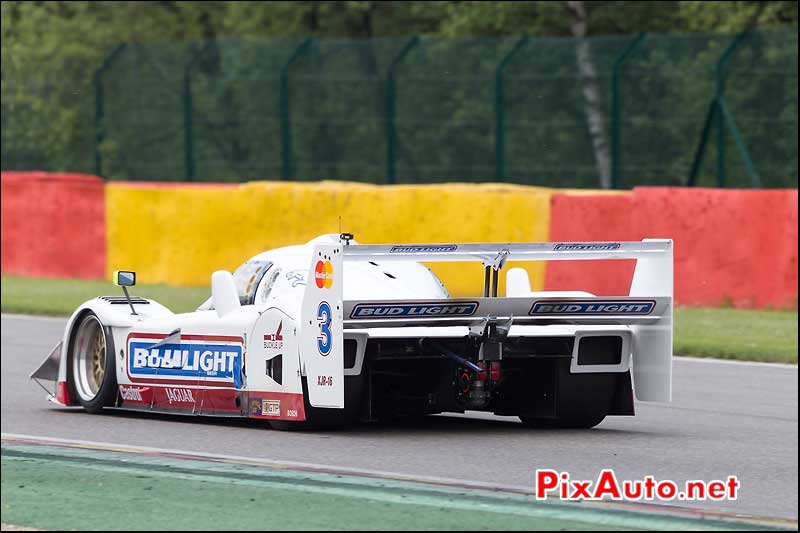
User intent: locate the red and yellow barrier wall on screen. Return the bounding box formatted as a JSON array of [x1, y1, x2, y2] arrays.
[[1, 172, 106, 279], [2, 172, 797, 309], [546, 187, 798, 309], [104, 181, 554, 297]]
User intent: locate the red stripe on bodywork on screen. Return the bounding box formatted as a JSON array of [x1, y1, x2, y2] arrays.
[[247, 391, 306, 421], [116, 386, 306, 420], [118, 385, 240, 414], [126, 332, 244, 343]]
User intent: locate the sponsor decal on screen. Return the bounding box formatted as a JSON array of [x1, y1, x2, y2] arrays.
[[127, 334, 244, 388], [314, 260, 334, 289], [262, 399, 281, 416], [247, 393, 305, 421], [165, 387, 195, 404], [264, 321, 284, 350], [530, 300, 655, 315], [317, 301, 333, 356], [285, 270, 307, 288], [124, 387, 239, 414], [553, 242, 621, 251], [119, 385, 145, 402], [389, 245, 458, 253], [350, 301, 479, 319]]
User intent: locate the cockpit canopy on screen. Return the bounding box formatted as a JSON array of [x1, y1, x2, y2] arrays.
[[231, 259, 272, 305]]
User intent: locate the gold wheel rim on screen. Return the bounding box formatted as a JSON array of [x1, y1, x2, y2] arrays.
[[91, 329, 105, 387]]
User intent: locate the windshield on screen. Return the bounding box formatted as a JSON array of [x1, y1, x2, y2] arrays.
[[231, 260, 273, 305]]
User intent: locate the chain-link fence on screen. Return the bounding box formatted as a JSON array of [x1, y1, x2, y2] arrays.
[[2, 30, 797, 188]]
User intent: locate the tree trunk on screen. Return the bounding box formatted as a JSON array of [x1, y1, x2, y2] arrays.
[[566, 1, 612, 188]]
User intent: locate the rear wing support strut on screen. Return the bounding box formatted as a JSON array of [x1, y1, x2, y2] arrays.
[[483, 249, 510, 297]]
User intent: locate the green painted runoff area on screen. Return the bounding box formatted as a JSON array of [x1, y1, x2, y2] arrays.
[[0, 442, 785, 531]]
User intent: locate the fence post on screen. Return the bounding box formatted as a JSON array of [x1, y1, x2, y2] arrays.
[[688, 31, 749, 187], [719, 97, 762, 187], [385, 36, 419, 185], [494, 37, 528, 183], [183, 44, 210, 183], [714, 31, 749, 188], [610, 33, 646, 189], [280, 38, 313, 181], [93, 44, 126, 177], [687, 101, 718, 187]]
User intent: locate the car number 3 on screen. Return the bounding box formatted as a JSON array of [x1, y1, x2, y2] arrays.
[[316, 301, 332, 356]]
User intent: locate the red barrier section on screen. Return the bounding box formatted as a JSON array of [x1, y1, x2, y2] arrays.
[[2, 172, 796, 310], [632, 187, 798, 309], [545, 193, 638, 296], [1, 172, 106, 279], [546, 187, 799, 309]]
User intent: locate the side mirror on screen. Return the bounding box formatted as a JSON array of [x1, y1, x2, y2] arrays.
[[114, 270, 136, 287], [113, 270, 138, 315]]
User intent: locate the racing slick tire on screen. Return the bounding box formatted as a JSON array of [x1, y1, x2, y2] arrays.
[[518, 413, 606, 429], [68, 311, 118, 413]]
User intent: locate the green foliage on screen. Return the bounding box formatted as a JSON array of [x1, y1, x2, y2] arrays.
[[1, 1, 797, 186], [679, 0, 799, 33]]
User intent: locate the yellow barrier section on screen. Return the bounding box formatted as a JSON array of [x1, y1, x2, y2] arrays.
[[107, 181, 559, 296]]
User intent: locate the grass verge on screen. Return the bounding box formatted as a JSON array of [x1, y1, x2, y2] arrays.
[[1, 275, 209, 316], [674, 306, 797, 364], [1, 275, 796, 364]]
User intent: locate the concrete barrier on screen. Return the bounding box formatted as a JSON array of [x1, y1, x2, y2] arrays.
[[1, 172, 105, 279], [545, 192, 638, 297], [632, 187, 798, 309], [3, 171, 796, 309], [106, 180, 554, 296], [546, 187, 798, 309]]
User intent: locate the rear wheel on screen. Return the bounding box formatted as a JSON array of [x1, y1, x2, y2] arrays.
[[69, 312, 117, 413]]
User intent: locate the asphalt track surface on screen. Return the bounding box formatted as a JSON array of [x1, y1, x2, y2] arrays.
[[2, 314, 797, 521]]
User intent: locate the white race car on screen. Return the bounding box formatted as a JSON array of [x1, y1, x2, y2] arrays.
[[32, 234, 673, 429]]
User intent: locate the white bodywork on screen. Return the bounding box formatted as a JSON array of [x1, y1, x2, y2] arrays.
[[36, 235, 673, 421]]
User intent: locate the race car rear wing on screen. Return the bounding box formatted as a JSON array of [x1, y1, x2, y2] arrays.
[[342, 240, 670, 262], [343, 296, 671, 327], [300, 238, 673, 409]]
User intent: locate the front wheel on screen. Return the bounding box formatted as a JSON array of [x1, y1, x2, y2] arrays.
[[69, 312, 118, 413]]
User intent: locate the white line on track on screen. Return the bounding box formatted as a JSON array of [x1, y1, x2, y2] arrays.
[[1, 433, 533, 493], [674, 355, 797, 370]]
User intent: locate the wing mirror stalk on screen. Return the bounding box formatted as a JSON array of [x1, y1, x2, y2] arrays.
[[114, 270, 138, 315]]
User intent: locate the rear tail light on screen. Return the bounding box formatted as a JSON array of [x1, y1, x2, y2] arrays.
[[477, 362, 487, 381], [490, 361, 501, 381]]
